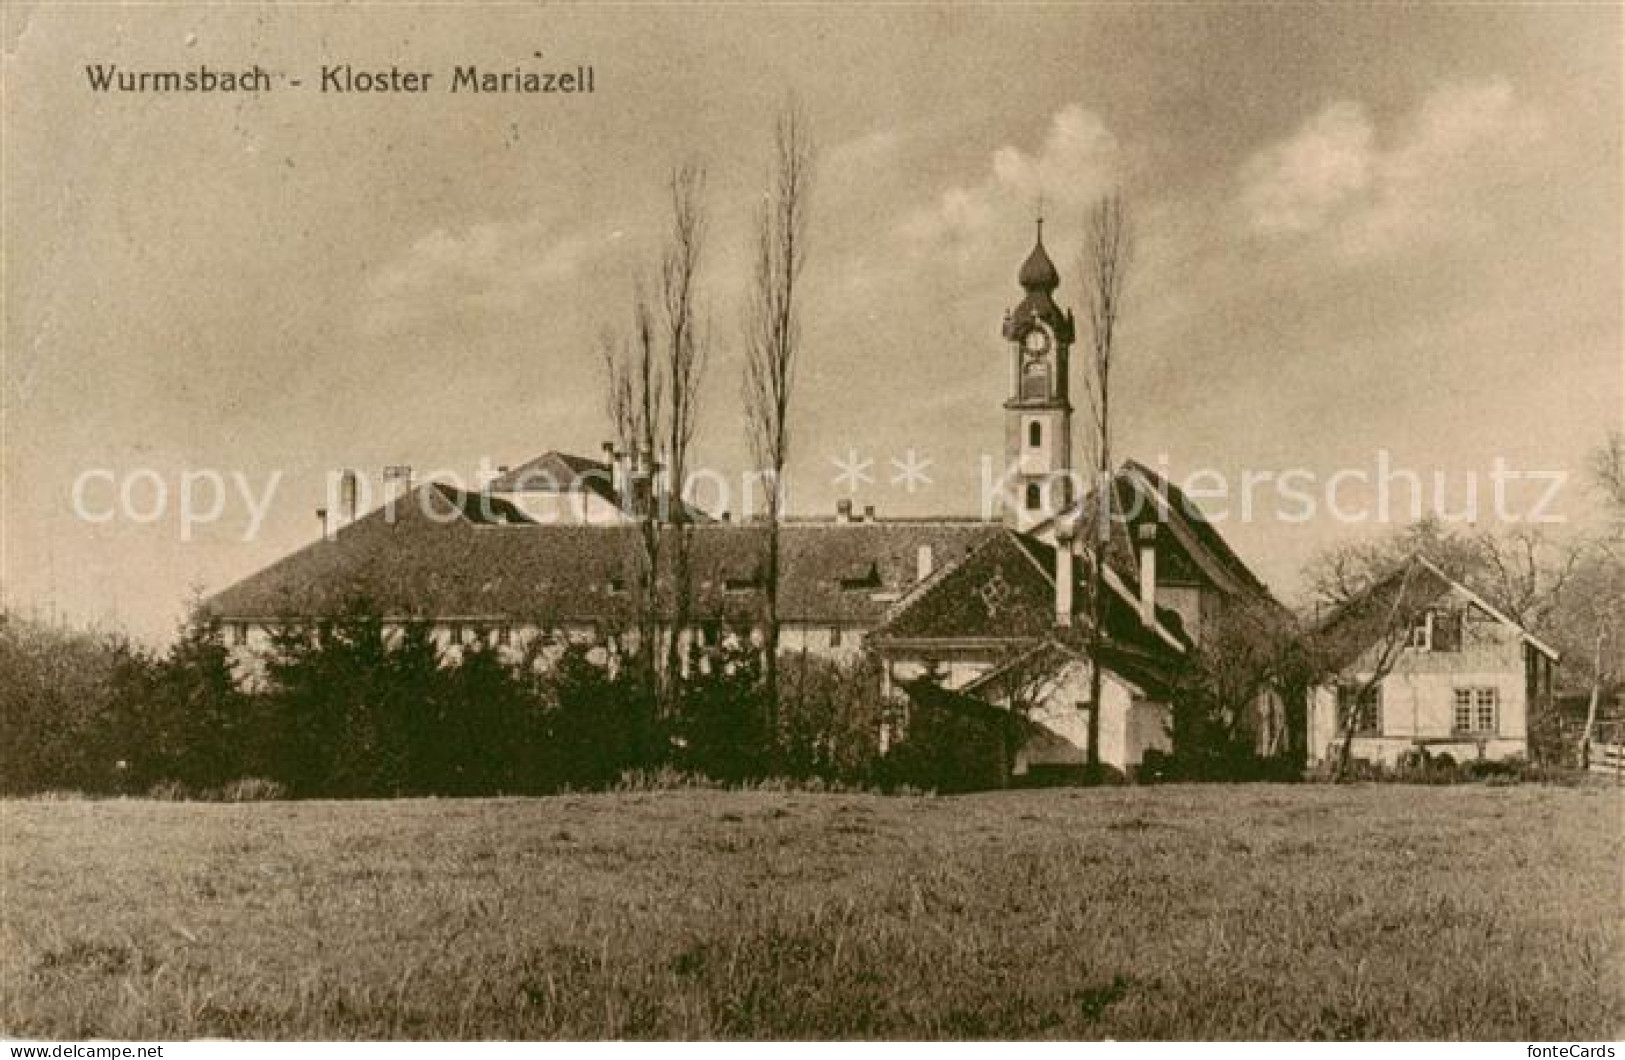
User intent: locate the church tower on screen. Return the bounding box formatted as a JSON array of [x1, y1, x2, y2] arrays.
[[1000, 221, 1077, 531]]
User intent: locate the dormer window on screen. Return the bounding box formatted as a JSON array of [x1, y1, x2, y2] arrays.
[[838, 562, 882, 592], [1406, 613, 1432, 651], [1407, 609, 1462, 653], [1430, 609, 1463, 652]]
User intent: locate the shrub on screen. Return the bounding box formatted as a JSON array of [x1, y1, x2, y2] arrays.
[[146, 779, 191, 801], [882, 683, 1013, 794], [0, 613, 134, 794], [214, 777, 287, 802], [775, 653, 888, 784], [613, 767, 722, 793]]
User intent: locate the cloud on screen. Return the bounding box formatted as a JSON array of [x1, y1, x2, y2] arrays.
[[1240, 102, 1374, 235], [1239, 79, 1543, 258], [360, 216, 604, 336], [900, 104, 1120, 248]]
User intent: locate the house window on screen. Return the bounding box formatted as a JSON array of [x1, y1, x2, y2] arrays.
[[225, 622, 246, 647], [1338, 683, 1382, 736], [608, 577, 628, 595], [1430, 609, 1463, 652], [1407, 612, 1432, 651], [1028, 421, 1042, 448], [1024, 483, 1042, 511], [1454, 687, 1498, 735]]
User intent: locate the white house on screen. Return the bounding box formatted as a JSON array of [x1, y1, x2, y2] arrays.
[[1308, 556, 1560, 766]]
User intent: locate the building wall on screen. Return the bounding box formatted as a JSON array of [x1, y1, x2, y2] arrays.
[[893, 654, 1172, 773], [1006, 659, 1170, 773], [1307, 593, 1533, 765], [222, 615, 865, 686]]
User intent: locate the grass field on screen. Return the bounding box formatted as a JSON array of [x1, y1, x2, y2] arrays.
[[3, 784, 1621, 1040]]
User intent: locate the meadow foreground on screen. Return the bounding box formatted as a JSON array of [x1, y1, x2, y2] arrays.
[[3, 784, 1621, 1040]]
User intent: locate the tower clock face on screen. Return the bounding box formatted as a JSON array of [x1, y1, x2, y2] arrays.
[[1022, 329, 1050, 356]]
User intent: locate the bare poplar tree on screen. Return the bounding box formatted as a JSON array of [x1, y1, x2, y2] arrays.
[[744, 100, 814, 731], [660, 164, 708, 690], [603, 297, 662, 694], [600, 162, 709, 710], [1076, 193, 1131, 778], [1315, 559, 1428, 779]]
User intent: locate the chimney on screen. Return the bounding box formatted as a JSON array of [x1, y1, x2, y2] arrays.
[[1137, 522, 1158, 627], [383, 465, 412, 524], [863, 504, 876, 523], [317, 506, 334, 542], [339, 469, 358, 528], [605, 445, 625, 500], [720, 511, 732, 524], [1054, 517, 1077, 627], [836, 499, 853, 524], [916, 544, 935, 583]]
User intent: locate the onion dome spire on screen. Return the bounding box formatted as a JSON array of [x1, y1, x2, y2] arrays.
[[1002, 215, 1075, 345], [1017, 217, 1060, 293]]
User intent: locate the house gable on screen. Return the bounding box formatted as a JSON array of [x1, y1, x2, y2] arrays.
[[871, 531, 1058, 644]]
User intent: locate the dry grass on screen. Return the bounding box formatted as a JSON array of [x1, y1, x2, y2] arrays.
[[3, 785, 1621, 1040]]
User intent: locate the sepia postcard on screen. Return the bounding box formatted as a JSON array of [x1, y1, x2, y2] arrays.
[[2, 2, 1621, 1046]]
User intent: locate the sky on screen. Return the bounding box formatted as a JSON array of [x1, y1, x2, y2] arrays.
[[4, 4, 1621, 642]]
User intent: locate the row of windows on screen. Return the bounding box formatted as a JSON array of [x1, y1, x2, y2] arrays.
[[1337, 684, 1501, 737], [223, 621, 850, 650]]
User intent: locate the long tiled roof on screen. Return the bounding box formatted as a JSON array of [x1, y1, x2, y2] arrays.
[[204, 483, 997, 626]]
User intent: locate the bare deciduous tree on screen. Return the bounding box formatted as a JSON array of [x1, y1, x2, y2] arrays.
[[603, 297, 663, 694], [744, 100, 814, 731], [1310, 558, 1432, 779], [602, 163, 709, 711], [1076, 193, 1131, 777], [659, 164, 709, 692]]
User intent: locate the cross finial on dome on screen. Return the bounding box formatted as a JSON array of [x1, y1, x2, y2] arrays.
[[1017, 210, 1060, 293]]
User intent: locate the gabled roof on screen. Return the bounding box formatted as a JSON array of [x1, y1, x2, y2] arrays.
[[1317, 553, 1561, 663], [486, 450, 715, 524], [869, 528, 1188, 656], [204, 483, 997, 626], [1411, 556, 1559, 661], [959, 637, 1180, 703], [1030, 459, 1275, 604], [1120, 460, 1272, 600], [487, 451, 614, 495]]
